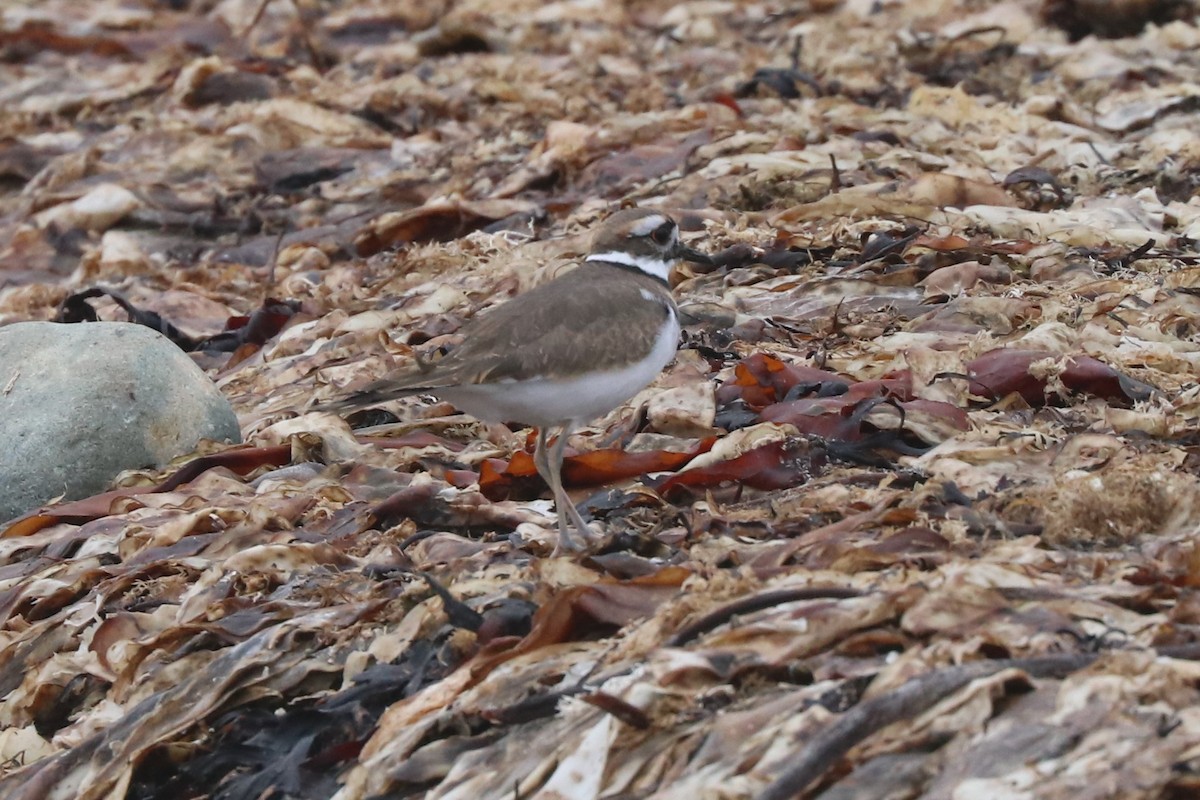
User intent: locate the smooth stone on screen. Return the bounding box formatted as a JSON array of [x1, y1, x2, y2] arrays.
[[0, 321, 241, 522]]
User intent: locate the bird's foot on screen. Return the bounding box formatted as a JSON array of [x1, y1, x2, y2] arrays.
[[544, 460, 601, 556], [550, 521, 603, 557]]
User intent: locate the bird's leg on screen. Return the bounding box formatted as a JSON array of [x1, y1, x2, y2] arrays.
[[533, 426, 573, 551], [533, 424, 597, 554], [533, 426, 552, 483], [549, 422, 596, 543], [533, 426, 557, 523]]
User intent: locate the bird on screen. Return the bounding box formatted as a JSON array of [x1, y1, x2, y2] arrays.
[[320, 207, 712, 553]]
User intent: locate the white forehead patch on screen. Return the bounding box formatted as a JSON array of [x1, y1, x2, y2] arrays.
[[629, 214, 670, 237]]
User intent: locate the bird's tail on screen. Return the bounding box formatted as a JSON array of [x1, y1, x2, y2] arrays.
[[314, 380, 429, 414]]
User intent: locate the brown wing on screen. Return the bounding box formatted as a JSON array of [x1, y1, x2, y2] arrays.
[[318, 267, 675, 412], [428, 267, 676, 384]]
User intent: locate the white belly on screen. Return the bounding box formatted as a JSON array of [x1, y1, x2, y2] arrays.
[[437, 313, 680, 427]]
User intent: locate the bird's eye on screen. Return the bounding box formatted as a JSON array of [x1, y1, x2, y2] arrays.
[[651, 223, 674, 245]]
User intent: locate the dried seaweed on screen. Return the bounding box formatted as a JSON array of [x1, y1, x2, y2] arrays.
[[5, 0, 1200, 798]]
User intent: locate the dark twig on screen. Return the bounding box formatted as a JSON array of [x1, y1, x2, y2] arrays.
[[1115, 239, 1154, 270], [667, 587, 863, 647], [422, 573, 484, 631], [240, 0, 274, 38]]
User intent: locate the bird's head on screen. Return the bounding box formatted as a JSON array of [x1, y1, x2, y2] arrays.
[[585, 208, 712, 282]]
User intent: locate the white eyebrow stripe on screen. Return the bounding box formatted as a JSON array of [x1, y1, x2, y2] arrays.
[[628, 214, 670, 237], [586, 251, 672, 282]]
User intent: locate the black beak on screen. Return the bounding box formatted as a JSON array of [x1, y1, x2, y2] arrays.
[[673, 242, 714, 266]]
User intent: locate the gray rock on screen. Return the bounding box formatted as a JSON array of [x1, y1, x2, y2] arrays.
[[0, 321, 241, 522]]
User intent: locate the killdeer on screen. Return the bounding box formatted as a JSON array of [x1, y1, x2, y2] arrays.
[[322, 208, 711, 552]]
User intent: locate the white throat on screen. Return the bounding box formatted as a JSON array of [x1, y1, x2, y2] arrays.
[[586, 251, 673, 282]]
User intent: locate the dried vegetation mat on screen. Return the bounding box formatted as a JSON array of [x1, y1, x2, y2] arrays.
[[3, 0, 1200, 797]]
